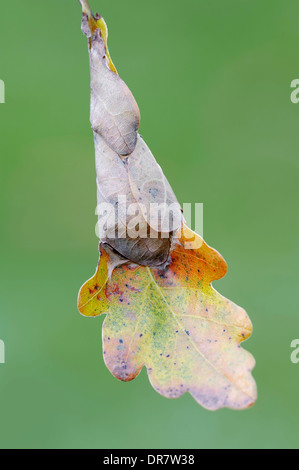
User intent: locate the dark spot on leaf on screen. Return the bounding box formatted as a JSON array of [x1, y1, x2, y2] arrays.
[[149, 187, 158, 197]]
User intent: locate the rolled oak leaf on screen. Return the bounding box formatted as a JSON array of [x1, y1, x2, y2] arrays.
[[78, 226, 257, 410], [94, 132, 183, 266], [82, 15, 140, 155], [81, 4, 182, 265], [95, 133, 181, 234]]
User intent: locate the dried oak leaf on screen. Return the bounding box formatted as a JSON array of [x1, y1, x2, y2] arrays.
[[85, 17, 140, 155], [77, 0, 257, 410], [94, 132, 182, 266]]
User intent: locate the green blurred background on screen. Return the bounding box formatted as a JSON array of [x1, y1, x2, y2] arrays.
[[0, 0, 298, 449]]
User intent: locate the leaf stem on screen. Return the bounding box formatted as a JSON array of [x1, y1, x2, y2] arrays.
[[78, 0, 92, 18]]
